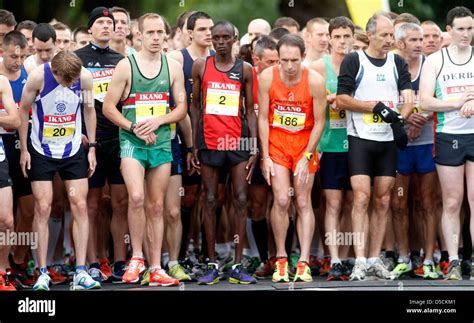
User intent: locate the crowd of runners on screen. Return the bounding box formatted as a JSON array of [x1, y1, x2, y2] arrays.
[[0, 4, 472, 291]]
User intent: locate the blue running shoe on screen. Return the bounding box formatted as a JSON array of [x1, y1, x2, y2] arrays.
[[228, 264, 257, 284], [197, 263, 219, 285]]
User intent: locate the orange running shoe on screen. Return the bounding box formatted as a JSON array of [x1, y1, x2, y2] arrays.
[[149, 268, 179, 287], [0, 271, 16, 291], [437, 260, 449, 277], [122, 257, 145, 283], [99, 259, 113, 279], [319, 258, 331, 276], [48, 267, 67, 285]]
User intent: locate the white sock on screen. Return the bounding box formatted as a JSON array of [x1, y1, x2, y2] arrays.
[[367, 257, 378, 267], [423, 259, 434, 266], [161, 252, 170, 268], [398, 255, 410, 264], [47, 217, 63, 265], [448, 256, 459, 263], [356, 257, 367, 265], [331, 258, 342, 265], [168, 260, 179, 268]]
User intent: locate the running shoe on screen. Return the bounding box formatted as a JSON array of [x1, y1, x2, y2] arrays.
[[197, 263, 219, 285], [411, 254, 423, 272], [99, 259, 113, 280], [382, 255, 396, 272], [88, 267, 108, 283], [149, 268, 180, 287], [48, 266, 67, 285], [228, 264, 257, 284], [309, 255, 321, 275], [0, 271, 16, 291], [9, 258, 34, 288], [368, 258, 391, 280], [470, 264, 474, 281], [169, 263, 191, 281], [272, 257, 289, 283], [293, 261, 312, 282], [242, 256, 260, 274], [389, 261, 412, 280], [112, 261, 126, 283], [33, 273, 51, 291], [340, 260, 352, 281], [350, 260, 367, 281], [327, 262, 344, 281], [423, 263, 439, 280], [289, 252, 299, 269], [445, 260, 462, 280], [319, 257, 331, 276], [254, 260, 273, 279], [140, 268, 150, 286], [73, 270, 101, 290], [122, 257, 145, 284], [436, 260, 449, 277], [461, 259, 471, 276]]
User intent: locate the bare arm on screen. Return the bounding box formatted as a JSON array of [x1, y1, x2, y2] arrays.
[[81, 69, 96, 144], [305, 70, 327, 154], [257, 67, 272, 159], [178, 114, 193, 148], [399, 88, 414, 120], [190, 58, 205, 152], [0, 76, 20, 129], [19, 68, 42, 151], [243, 62, 257, 149]]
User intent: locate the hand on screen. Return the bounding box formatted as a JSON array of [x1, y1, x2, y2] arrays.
[[134, 129, 157, 145], [189, 149, 201, 175], [460, 99, 474, 118], [407, 125, 422, 141], [87, 149, 97, 178], [135, 117, 162, 136], [20, 150, 31, 178], [457, 91, 474, 109], [262, 156, 275, 186], [327, 93, 336, 105], [245, 154, 257, 184], [81, 134, 89, 149], [294, 157, 309, 185], [391, 121, 408, 150], [406, 112, 428, 128], [373, 102, 402, 124]]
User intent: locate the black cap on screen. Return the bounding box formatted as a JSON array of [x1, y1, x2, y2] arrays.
[[88, 7, 115, 30]]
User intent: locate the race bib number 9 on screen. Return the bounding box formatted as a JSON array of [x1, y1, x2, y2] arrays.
[[135, 92, 169, 124], [42, 114, 76, 144], [329, 109, 346, 129], [272, 109, 306, 132], [92, 69, 114, 103], [205, 88, 240, 117]]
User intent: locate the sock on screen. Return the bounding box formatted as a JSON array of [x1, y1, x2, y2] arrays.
[[76, 265, 87, 273], [285, 220, 294, 257], [89, 262, 100, 270], [179, 206, 192, 260], [168, 260, 179, 268], [398, 255, 410, 264], [423, 259, 434, 266], [440, 251, 449, 262], [449, 256, 459, 263], [246, 218, 259, 258], [252, 219, 269, 262], [356, 257, 367, 265], [367, 257, 378, 267], [330, 258, 341, 265], [386, 251, 396, 259], [243, 248, 252, 257], [149, 265, 161, 272], [47, 217, 63, 265], [40, 267, 48, 275]]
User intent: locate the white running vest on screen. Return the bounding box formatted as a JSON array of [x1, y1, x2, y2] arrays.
[[434, 47, 474, 134], [347, 51, 400, 141], [30, 63, 83, 159]]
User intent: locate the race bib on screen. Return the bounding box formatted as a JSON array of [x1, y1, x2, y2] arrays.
[[205, 87, 240, 117], [329, 108, 346, 129], [92, 69, 114, 103], [363, 101, 394, 133], [272, 109, 306, 132], [42, 114, 76, 145], [135, 92, 169, 124]]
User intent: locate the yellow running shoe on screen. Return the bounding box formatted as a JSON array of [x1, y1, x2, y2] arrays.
[[272, 258, 289, 283], [294, 261, 313, 282], [140, 269, 150, 286], [169, 264, 191, 282]]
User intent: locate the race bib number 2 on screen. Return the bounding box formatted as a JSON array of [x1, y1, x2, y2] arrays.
[[205, 87, 240, 117]]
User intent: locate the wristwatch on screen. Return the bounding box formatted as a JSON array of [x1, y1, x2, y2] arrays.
[[129, 122, 136, 132], [88, 142, 98, 148], [303, 152, 313, 161], [187, 146, 194, 153]]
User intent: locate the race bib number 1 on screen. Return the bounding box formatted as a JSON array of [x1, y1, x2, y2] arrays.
[[135, 92, 169, 124]]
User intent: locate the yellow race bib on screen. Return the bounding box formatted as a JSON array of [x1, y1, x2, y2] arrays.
[[92, 68, 114, 103], [135, 92, 169, 124]]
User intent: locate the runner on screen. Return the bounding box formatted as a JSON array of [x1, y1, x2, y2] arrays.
[[52, 22, 72, 52], [72, 26, 91, 51], [103, 12, 186, 287], [247, 19, 271, 42], [24, 23, 56, 72], [259, 34, 326, 282], [389, 22, 439, 280], [419, 6, 474, 280], [310, 16, 355, 281], [303, 18, 329, 66], [75, 6, 127, 283], [19, 50, 100, 291], [421, 21, 443, 56], [15, 20, 36, 57], [110, 7, 134, 56], [0, 9, 16, 46], [336, 13, 412, 281], [189, 20, 257, 285]]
